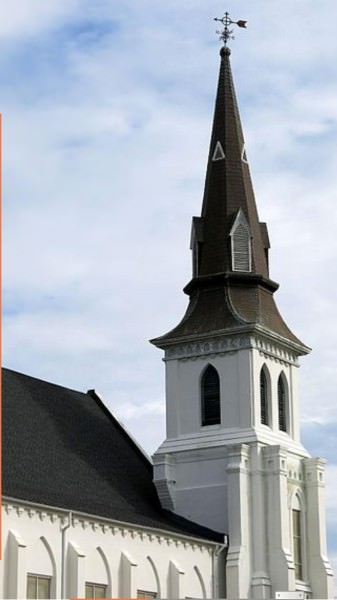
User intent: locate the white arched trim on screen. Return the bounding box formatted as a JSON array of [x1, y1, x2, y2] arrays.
[[146, 556, 161, 598], [39, 537, 57, 599], [194, 565, 207, 599], [290, 488, 305, 511], [97, 546, 112, 597]]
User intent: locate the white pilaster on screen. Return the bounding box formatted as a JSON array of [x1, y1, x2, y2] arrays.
[[250, 443, 272, 599], [263, 446, 295, 594], [6, 530, 27, 599], [226, 443, 250, 599], [120, 551, 138, 598], [67, 541, 86, 599], [168, 559, 185, 598], [304, 458, 334, 598]]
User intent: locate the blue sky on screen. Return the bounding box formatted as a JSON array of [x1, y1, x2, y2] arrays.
[[2, 0, 337, 588]]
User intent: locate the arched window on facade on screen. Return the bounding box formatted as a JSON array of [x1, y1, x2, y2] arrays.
[[292, 494, 304, 581], [260, 367, 269, 426], [278, 374, 288, 432], [201, 365, 220, 426]]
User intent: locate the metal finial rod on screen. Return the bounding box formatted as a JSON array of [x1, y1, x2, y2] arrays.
[[214, 11, 247, 46]]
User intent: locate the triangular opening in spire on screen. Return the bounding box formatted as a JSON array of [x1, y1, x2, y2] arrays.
[[241, 144, 248, 164], [212, 141, 225, 162]]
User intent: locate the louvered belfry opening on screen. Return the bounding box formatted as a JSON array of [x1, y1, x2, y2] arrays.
[[232, 222, 251, 271], [260, 369, 269, 425], [278, 375, 287, 432], [201, 365, 221, 426]]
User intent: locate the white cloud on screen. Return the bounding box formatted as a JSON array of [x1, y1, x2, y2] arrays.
[[0, 0, 80, 39]]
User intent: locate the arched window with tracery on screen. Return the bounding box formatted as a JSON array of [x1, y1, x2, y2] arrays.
[[278, 374, 288, 432], [201, 365, 220, 426]]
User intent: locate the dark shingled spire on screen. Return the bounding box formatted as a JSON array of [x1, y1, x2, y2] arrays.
[[151, 48, 308, 353], [198, 47, 269, 278]]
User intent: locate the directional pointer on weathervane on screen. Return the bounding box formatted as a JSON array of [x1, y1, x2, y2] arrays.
[[214, 12, 247, 46]]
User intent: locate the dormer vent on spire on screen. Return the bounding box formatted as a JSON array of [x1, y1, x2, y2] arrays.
[[212, 141, 226, 161], [230, 209, 252, 272]]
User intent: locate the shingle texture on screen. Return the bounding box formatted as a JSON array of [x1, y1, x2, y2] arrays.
[[152, 49, 307, 352], [3, 367, 223, 542], [200, 48, 268, 278]]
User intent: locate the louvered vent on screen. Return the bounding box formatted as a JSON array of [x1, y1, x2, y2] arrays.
[[232, 223, 251, 271]]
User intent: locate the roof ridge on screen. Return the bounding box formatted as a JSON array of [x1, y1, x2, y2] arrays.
[[2, 366, 87, 396], [87, 388, 153, 469]]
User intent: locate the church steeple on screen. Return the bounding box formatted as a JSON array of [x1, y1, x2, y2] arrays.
[[152, 23, 333, 599], [152, 43, 308, 353]]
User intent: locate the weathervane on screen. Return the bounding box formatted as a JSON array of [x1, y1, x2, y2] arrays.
[[214, 12, 247, 46]]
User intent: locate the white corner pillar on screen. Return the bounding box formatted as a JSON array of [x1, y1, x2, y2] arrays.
[[304, 458, 334, 599], [263, 446, 295, 594], [250, 443, 272, 599], [119, 552, 138, 598], [168, 559, 185, 599], [67, 541, 86, 599], [225, 443, 251, 600], [6, 530, 27, 599]]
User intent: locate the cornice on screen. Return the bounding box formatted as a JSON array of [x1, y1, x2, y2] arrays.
[[164, 333, 251, 361], [154, 427, 310, 459], [2, 497, 220, 550], [163, 331, 300, 365]]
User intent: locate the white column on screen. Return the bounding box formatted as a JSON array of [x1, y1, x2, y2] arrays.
[[119, 552, 138, 598], [165, 358, 180, 438], [6, 530, 27, 599], [263, 445, 295, 594], [67, 541, 86, 599], [250, 443, 272, 599], [304, 458, 334, 598], [225, 443, 251, 599], [168, 560, 185, 598]]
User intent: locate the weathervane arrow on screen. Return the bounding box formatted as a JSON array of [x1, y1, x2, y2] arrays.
[[214, 12, 247, 46]]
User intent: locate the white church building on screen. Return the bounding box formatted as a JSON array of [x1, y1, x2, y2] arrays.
[[2, 23, 334, 600]]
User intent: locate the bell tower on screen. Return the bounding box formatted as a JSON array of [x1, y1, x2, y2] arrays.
[[151, 14, 333, 600]]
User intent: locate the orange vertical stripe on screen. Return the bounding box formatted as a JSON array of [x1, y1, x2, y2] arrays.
[[0, 113, 2, 561]]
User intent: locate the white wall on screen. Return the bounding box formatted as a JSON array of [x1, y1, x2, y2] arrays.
[[1, 498, 223, 600]]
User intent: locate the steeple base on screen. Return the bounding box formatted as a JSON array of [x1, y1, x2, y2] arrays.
[[153, 441, 333, 599]]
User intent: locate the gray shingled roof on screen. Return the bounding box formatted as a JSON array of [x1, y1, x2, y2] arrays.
[[3, 367, 224, 543]]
